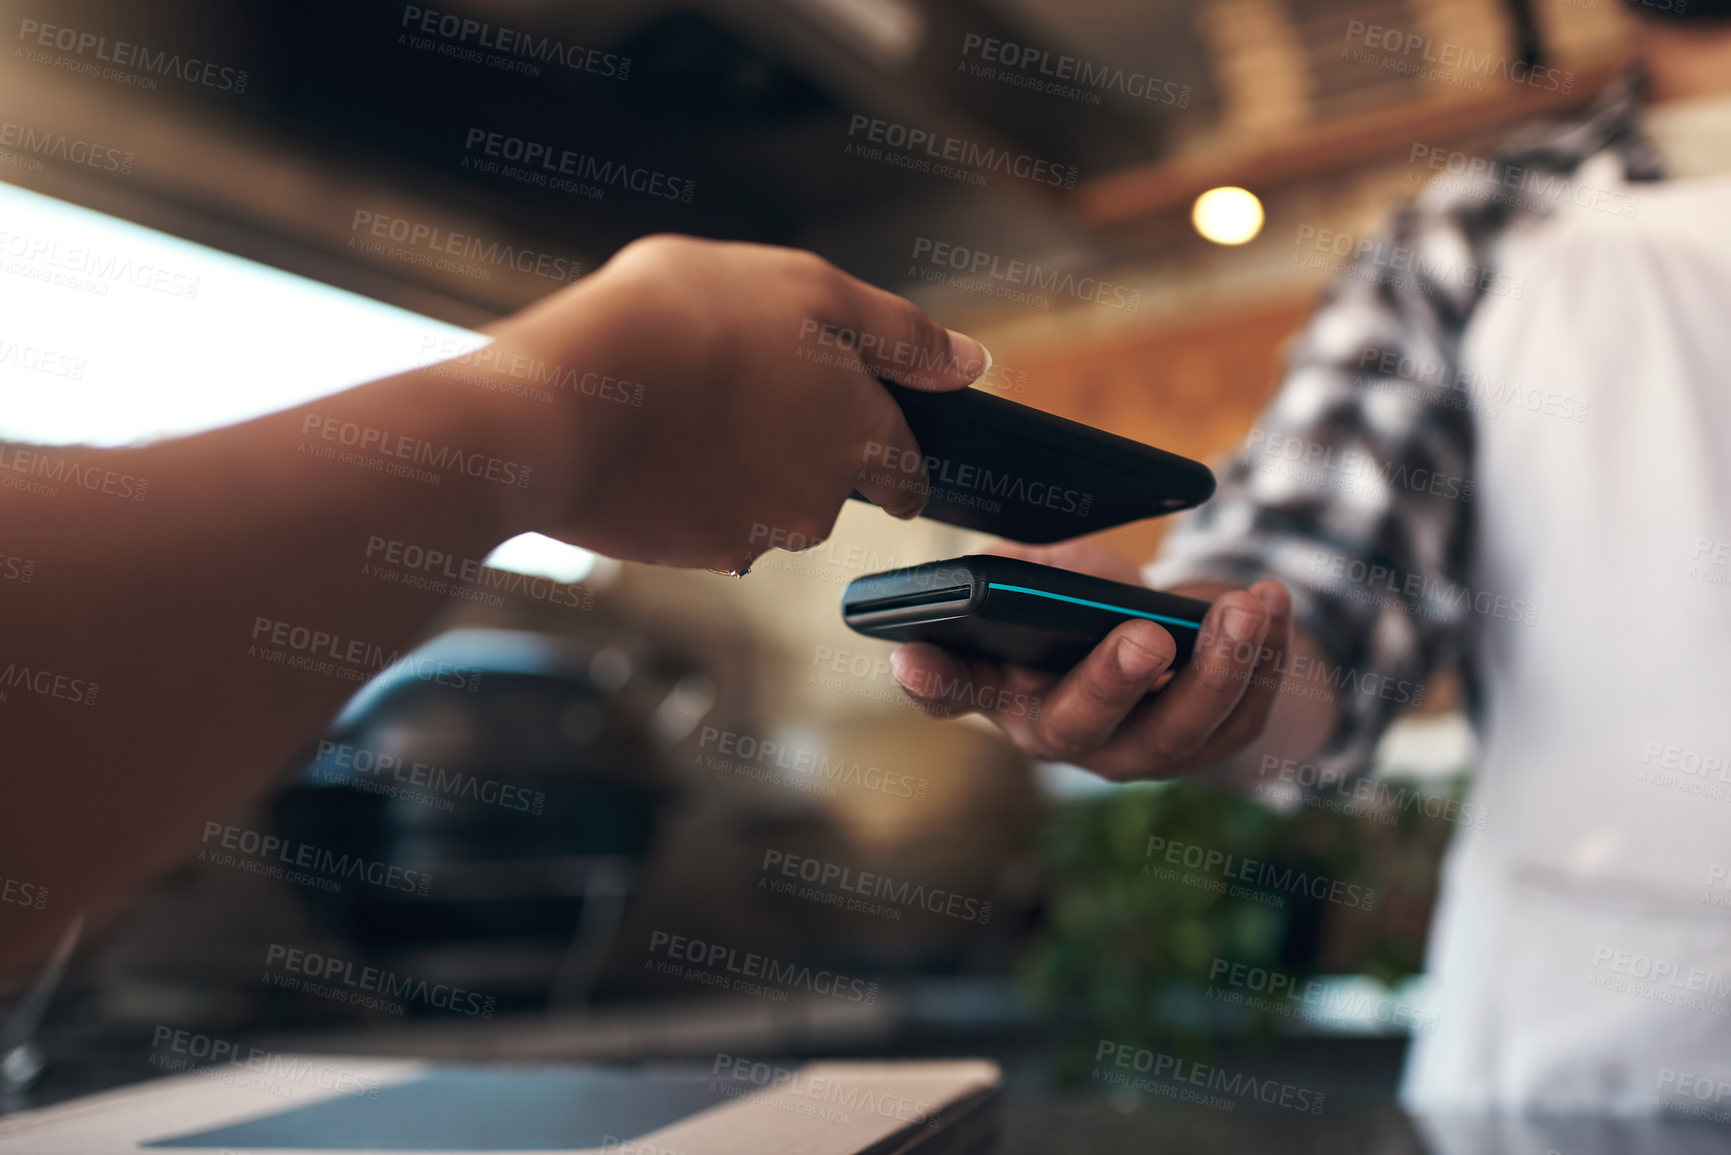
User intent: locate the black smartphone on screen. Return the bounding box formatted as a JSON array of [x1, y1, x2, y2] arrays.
[[850, 384, 1215, 543], [841, 554, 1213, 674]]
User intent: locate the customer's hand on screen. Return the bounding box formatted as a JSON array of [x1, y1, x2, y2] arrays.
[[889, 539, 1292, 780], [485, 235, 988, 573]]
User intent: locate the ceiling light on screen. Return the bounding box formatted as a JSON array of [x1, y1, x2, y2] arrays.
[[1191, 186, 1264, 245]]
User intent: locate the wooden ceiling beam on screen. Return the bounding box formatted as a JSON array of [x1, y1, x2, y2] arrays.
[[1073, 56, 1628, 227]]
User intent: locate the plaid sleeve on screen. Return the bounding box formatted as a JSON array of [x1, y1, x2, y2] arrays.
[[1145, 81, 1653, 780]]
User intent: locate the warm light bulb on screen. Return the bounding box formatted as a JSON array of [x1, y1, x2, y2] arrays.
[[1191, 186, 1264, 245]]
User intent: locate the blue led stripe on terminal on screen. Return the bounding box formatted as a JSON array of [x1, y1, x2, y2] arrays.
[[985, 583, 1203, 630]]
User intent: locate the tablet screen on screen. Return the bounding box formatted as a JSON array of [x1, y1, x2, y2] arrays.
[[144, 1068, 722, 1151]]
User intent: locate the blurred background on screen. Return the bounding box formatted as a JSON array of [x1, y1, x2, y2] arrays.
[[0, 0, 1633, 1124]]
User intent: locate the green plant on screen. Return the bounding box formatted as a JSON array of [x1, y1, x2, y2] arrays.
[[1020, 774, 1464, 1086]]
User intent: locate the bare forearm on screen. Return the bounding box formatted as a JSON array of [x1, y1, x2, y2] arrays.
[[0, 357, 544, 974], [0, 234, 992, 978]]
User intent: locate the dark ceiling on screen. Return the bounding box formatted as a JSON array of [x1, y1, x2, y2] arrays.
[[1, 0, 1217, 320]]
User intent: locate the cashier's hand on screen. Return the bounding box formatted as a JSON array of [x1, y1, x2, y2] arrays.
[[890, 540, 1292, 781], [485, 235, 989, 573]]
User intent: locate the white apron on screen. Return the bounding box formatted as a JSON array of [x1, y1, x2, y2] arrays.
[[1403, 153, 1731, 1112]]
